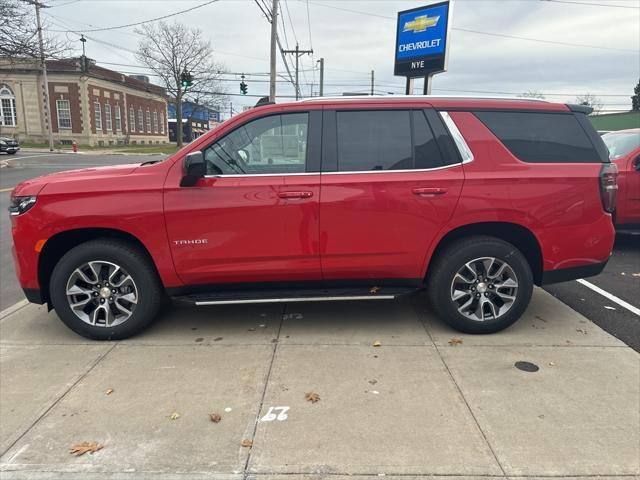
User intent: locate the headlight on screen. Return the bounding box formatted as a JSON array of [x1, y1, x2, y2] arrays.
[[9, 196, 37, 215], [0, 140, 6, 146]]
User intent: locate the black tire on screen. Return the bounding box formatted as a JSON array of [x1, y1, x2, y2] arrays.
[[49, 239, 163, 340], [7, 151, 17, 154], [426, 236, 534, 334]]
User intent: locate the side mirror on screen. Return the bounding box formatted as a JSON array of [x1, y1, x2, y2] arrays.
[[180, 151, 205, 187], [634, 155, 640, 171]]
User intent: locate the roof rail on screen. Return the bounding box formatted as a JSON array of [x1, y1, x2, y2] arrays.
[[298, 94, 549, 103]]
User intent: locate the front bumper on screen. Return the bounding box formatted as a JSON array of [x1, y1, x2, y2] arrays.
[[1, 145, 20, 153]]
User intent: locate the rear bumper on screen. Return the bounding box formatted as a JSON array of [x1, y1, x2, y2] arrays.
[[540, 260, 608, 285]]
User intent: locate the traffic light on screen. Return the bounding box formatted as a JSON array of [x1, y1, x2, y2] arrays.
[[180, 70, 193, 90], [240, 81, 248, 95]]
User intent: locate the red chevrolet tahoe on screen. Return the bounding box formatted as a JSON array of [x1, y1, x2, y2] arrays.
[[10, 97, 617, 340]]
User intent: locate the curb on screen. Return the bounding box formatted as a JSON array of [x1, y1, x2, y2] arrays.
[[0, 299, 30, 321]]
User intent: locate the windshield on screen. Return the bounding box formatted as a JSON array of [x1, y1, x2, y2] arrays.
[[602, 132, 640, 160]]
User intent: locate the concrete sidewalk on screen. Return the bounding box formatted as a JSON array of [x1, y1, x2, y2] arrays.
[[0, 288, 638, 479]]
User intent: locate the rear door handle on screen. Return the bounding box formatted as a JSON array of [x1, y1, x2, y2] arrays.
[[412, 187, 448, 196], [278, 191, 313, 199]]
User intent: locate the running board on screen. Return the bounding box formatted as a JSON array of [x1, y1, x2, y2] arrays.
[[172, 286, 419, 306]]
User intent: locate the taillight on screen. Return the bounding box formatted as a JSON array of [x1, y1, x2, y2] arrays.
[[599, 163, 618, 213]]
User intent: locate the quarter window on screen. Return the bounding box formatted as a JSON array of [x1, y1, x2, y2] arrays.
[[94, 101, 102, 130], [56, 99, 72, 129], [336, 110, 413, 171], [475, 111, 600, 163], [204, 113, 308, 175], [0, 85, 17, 127]]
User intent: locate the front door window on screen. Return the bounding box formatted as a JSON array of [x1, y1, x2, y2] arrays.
[[204, 113, 308, 175]]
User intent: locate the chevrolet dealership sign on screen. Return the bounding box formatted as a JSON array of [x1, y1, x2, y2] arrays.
[[394, 1, 451, 78]]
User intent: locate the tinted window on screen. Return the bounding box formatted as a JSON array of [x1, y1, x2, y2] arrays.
[[475, 111, 601, 163], [204, 113, 308, 175], [336, 110, 412, 171], [414, 110, 445, 169]]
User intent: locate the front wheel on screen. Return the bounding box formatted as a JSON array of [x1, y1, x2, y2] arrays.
[[50, 239, 163, 340], [427, 236, 534, 334]]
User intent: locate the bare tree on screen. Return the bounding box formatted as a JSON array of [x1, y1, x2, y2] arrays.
[[135, 21, 224, 147], [0, 0, 67, 60], [574, 92, 603, 115], [519, 90, 546, 100]]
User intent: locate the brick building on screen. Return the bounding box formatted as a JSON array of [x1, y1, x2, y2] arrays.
[[0, 57, 169, 145]]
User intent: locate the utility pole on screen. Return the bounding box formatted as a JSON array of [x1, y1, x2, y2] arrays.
[[269, 0, 279, 102], [29, 0, 54, 151], [283, 43, 313, 100], [370, 70, 374, 96], [317, 58, 324, 97]]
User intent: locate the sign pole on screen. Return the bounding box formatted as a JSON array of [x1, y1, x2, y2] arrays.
[[405, 77, 415, 95], [423, 73, 433, 95]]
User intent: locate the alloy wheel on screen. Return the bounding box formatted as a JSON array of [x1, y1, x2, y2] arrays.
[[450, 257, 518, 322], [65, 260, 138, 327]]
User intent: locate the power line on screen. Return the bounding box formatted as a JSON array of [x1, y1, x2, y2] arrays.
[[541, 0, 640, 9], [48, 0, 220, 32], [302, 0, 638, 53]]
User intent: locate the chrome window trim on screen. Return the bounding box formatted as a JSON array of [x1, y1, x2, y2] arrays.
[[204, 172, 315, 178], [439, 111, 474, 163], [202, 162, 468, 178], [195, 295, 396, 305]]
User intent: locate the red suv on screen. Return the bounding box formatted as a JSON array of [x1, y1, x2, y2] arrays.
[[602, 128, 640, 232], [10, 97, 617, 340]]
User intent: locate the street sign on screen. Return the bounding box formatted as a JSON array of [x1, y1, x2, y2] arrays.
[[394, 1, 451, 79]]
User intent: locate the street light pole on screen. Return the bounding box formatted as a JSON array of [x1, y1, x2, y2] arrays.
[[31, 0, 54, 151], [269, 0, 279, 102]]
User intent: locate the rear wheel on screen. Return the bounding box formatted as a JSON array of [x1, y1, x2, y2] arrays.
[[50, 239, 162, 340], [427, 236, 533, 334]]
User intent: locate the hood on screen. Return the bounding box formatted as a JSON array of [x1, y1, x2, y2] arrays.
[[12, 163, 141, 197], [0, 137, 17, 142]]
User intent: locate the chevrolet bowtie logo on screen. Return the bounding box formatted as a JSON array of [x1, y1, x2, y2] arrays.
[[403, 14, 440, 33]]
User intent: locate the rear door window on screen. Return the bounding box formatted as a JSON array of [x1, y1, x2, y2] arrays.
[[475, 111, 601, 163], [335, 109, 444, 171]]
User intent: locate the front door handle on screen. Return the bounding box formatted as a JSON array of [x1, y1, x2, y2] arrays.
[[412, 187, 448, 196], [278, 191, 313, 199]]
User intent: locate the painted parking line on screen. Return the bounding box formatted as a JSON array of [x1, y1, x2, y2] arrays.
[[577, 278, 640, 317]]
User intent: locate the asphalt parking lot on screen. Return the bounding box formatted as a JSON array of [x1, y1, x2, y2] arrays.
[[1, 289, 638, 479]]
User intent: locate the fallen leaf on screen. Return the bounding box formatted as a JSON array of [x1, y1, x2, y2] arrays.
[[241, 439, 253, 447], [209, 413, 221, 423], [305, 391, 320, 403], [448, 337, 463, 346], [213, 337, 223, 342], [105, 388, 113, 395], [370, 286, 380, 294], [69, 441, 103, 456], [368, 379, 378, 385], [576, 328, 588, 335], [169, 412, 180, 420], [195, 337, 204, 343], [372, 340, 382, 347]]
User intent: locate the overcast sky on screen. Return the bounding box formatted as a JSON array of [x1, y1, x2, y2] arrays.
[[42, 0, 640, 116]]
